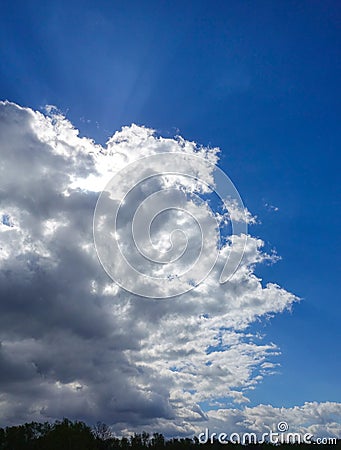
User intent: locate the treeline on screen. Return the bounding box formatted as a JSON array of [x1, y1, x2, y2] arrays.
[[0, 418, 339, 450]]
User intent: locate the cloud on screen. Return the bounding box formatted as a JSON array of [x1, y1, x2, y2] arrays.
[[265, 202, 279, 212], [0, 101, 338, 437], [200, 402, 341, 440]]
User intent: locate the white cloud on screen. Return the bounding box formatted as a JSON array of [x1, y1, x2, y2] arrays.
[[0, 101, 338, 437], [200, 402, 341, 440]]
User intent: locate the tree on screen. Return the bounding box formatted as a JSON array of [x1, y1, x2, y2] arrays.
[[92, 422, 113, 441], [151, 432, 165, 448], [40, 418, 96, 450]]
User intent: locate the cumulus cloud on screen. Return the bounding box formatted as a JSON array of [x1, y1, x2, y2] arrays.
[[201, 402, 341, 440], [0, 101, 339, 437]]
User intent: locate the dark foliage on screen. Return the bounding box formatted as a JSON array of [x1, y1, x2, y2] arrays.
[[0, 419, 339, 450]]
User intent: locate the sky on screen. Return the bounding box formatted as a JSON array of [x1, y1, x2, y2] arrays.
[[0, 0, 340, 439]]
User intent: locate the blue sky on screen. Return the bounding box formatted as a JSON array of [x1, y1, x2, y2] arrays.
[[0, 0, 340, 433]]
